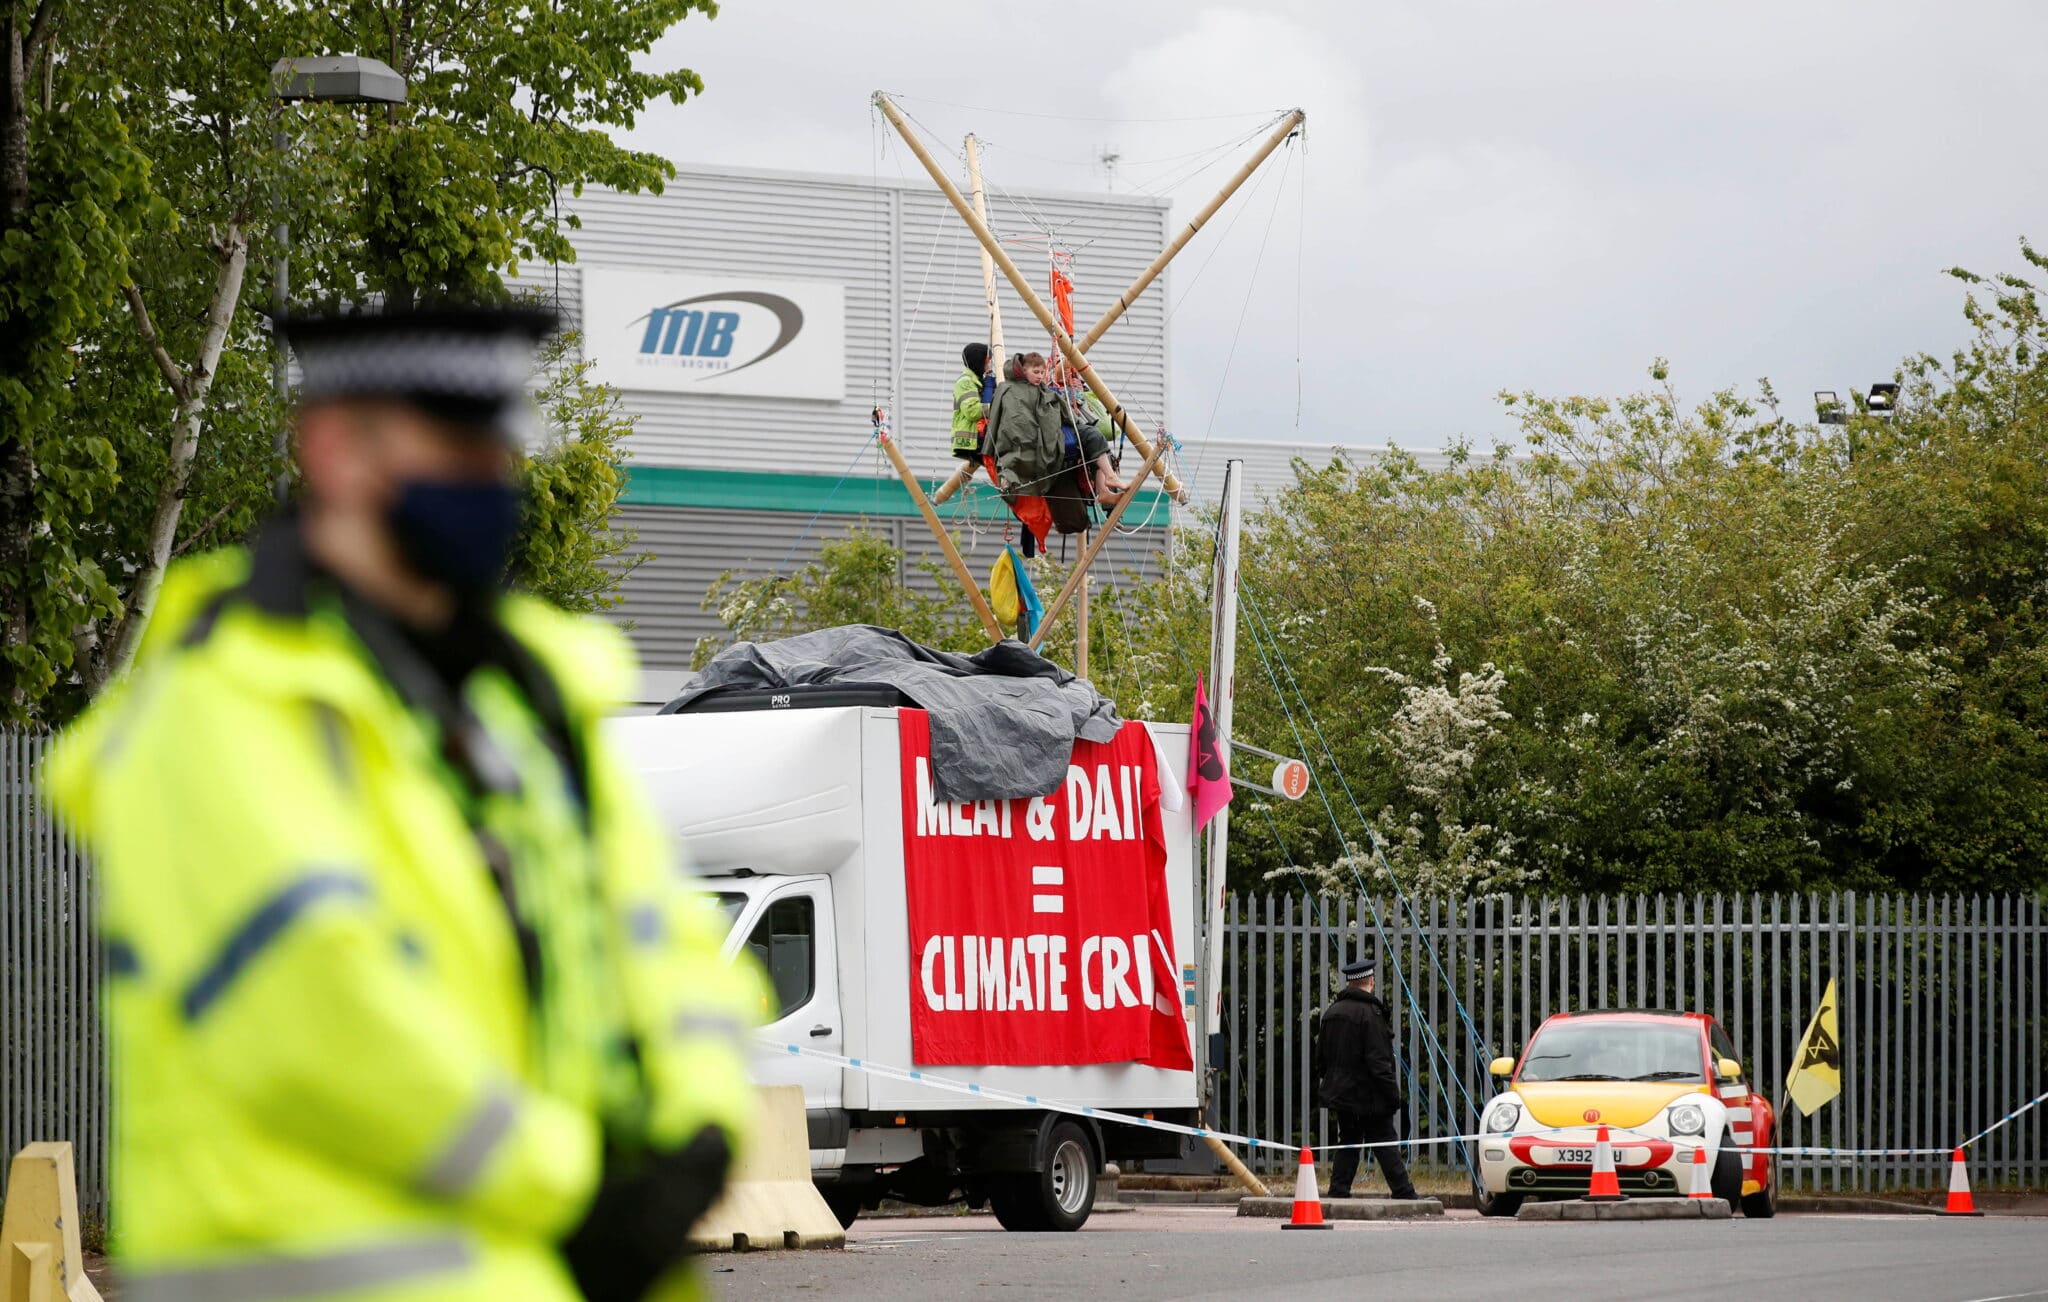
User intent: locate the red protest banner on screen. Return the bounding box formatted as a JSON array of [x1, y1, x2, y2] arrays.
[[900, 710, 1193, 1070]]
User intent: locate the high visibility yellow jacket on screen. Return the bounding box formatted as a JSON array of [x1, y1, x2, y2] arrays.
[[44, 530, 767, 1302], [951, 368, 987, 457]]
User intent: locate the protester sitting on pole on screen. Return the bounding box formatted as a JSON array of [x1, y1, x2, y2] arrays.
[[1315, 955, 1420, 1200], [985, 351, 1126, 508], [952, 342, 992, 461]]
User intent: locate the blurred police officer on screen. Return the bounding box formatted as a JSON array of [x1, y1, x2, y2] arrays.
[[45, 303, 766, 1302], [1315, 956, 1418, 1200]]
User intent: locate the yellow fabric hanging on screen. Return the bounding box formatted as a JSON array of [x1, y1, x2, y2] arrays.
[[990, 548, 1022, 626]]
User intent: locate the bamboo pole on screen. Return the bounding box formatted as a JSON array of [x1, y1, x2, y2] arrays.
[[1207, 1134, 1270, 1197], [930, 136, 1005, 510], [876, 430, 1005, 643], [1076, 110, 1303, 356], [875, 93, 1189, 504], [1075, 545, 1090, 679], [1028, 434, 1172, 653], [929, 458, 977, 506], [965, 133, 1004, 360]]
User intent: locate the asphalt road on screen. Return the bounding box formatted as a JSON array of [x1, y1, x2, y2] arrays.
[[708, 1207, 2048, 1302]]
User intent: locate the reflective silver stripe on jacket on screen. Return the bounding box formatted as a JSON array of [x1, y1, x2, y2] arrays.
[[127, 1236, 474, 1302], [416, 1085, 519, 1198]]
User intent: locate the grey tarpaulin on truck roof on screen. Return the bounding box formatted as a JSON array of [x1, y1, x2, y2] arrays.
[[669, 625, 1123, 802]]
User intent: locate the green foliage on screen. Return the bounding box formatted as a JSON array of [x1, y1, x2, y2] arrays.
[[1174, 246, 2047, 896], [0, 0, 724, 726], [508, 333, 649, 613], [694, 528, 982, 668], [0, 27, 157, 721], [321, 0, 720, 303]]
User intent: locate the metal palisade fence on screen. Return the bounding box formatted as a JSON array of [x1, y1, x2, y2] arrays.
[[3, 723, 2044, 1214], [1, 731, 109, 1222], [1221, 891, 2047, 1189]]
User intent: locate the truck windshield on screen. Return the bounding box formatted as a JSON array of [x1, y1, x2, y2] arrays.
[[1518, 1021, 1704, 1083], [709, 892, 749, 935]]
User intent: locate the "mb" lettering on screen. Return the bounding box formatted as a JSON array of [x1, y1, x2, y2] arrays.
[[639, 308, 740, 358]]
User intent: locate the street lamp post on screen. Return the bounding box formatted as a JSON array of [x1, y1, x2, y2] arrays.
[[268, 56, 408, 504]]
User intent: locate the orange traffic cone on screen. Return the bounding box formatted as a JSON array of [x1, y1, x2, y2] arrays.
[[1584, 1125, 1627, 1202], [1281, 1147, 1332, 1229], [1686, 1144, 1714, 1199], [1942, 1147, 1984, 1216]]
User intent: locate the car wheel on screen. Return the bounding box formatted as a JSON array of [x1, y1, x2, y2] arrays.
[[1711, 1132, 1744, 1208], [1741, 1155, 1778, 1219], [1476, 1188, 1524, 1218], [822, 1186, 862, 1229], [991, 1122, 1097, 1232]]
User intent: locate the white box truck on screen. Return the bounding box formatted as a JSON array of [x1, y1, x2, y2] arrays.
[[610, 690, 1203, 1230]]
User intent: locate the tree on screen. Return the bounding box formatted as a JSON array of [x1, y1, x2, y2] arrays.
[[1, 0, 725, 723], [695, 528, 982, 668], [0, 0, 156, 721], [507, 332, 649, 613], [329, 0, 720, 307]]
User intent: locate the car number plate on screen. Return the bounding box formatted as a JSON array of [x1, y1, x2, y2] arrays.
[[1553, 1146, 1595, 1164]]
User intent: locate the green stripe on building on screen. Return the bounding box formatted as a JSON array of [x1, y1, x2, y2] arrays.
[[619, 465, 1171, 523]]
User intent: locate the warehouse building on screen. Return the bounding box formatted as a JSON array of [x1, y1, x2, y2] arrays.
[[555, 166, 1449, 700]]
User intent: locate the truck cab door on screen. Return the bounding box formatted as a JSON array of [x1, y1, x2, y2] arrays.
[[739, 879, 844, 1121]]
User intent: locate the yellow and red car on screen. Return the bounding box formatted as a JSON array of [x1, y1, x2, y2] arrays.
[[1475, 1010, 1777, 1217]]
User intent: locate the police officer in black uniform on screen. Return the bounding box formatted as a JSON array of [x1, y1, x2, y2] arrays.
[[1316, 956, 1419, 1199]]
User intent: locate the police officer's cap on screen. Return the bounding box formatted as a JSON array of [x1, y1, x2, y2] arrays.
[[1340, 956, 1376, 981], [279, 301, 558, 442]]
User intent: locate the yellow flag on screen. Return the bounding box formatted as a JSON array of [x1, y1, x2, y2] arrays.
[[1785, 977, 1843, 1117]]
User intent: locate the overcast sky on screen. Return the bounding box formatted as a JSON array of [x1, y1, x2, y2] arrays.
[[614, 1, 2048, 450]]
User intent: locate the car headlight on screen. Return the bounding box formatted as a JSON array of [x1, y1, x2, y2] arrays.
[[1486, 1102, 1521, 1133], [1667, 1103, 1705, 1136]]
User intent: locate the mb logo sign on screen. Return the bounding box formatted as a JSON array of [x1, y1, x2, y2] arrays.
[[581, 267, 846, 400], [641, 304, 743, 359]]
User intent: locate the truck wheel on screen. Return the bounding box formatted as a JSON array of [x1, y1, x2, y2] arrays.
[[823, 1186, 862, 1230], [990, 1122, 1096, 1232]]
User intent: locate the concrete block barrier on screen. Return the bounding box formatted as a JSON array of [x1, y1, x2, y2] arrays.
[[689, 1086, 846, 1252]]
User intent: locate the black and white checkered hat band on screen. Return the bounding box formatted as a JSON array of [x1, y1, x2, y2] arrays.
[[296, 331, 534, 401]]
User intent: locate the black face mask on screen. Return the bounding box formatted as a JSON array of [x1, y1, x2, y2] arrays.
[[386, 479, 523, 594]]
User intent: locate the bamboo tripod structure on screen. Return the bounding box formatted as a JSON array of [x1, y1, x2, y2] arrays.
[[930, 106, 1303, 507], [873, 93, 1302, 684]]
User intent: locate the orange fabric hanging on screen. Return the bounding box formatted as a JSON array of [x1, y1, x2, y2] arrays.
[[1051, 264, 1076, 336], [985, 454, 1053, 549]]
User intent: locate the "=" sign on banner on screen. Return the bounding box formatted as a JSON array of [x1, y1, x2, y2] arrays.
[[900, 712, 1193, 1070]]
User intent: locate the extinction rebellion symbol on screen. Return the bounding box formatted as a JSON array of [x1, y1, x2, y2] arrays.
[[1799, 1015, 1840, 1071]]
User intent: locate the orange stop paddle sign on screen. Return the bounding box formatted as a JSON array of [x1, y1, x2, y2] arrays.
[[1272, 759, 1310, 801]]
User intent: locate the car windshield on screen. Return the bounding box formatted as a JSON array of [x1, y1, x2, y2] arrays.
[[1517, 1020, 1704, 1084]]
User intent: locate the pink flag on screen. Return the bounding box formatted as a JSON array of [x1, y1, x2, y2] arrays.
[[1189, 673, 1233, 830]]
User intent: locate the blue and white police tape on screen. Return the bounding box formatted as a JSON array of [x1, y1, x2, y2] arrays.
[[761, 1039, 2042, 1160], [764, 1038, 1296, 1152], [1962, 1085, 2048, 1150]]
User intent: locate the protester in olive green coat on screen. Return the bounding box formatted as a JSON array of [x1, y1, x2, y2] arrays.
[[984, 352, 1127, 506]]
